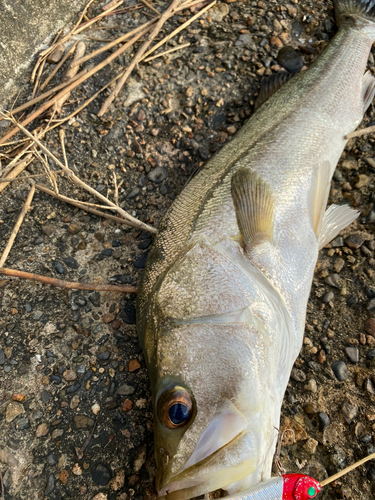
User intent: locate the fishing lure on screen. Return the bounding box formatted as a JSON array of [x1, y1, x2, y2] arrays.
[[220, 474, 321, 500]]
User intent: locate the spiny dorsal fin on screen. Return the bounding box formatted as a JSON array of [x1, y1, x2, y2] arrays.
[[319, 204, 359, 249], [231, 168, 274, 250], [254, 72, 295, 111]]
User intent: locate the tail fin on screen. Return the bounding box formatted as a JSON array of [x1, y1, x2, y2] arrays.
[[334, 0, 375, 23]]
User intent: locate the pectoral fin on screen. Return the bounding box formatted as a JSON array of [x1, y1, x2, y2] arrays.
[[231, 168, 274, 251]]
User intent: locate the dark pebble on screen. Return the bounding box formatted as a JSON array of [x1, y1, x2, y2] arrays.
[[277, 46, 303, 72], [345, 347, 359, 363], [97, 334, 110, 346], [74, 415, 94, 429], [44, 473, 55, 496], [367, 349, 375, 360], [361, 434, 373, 444], [331, 236, 344, 247], [160, 183, 168, 195], [318, 412, 330, 430], [367, 206, 375, 223], [138, 238, 152, 250], [366, 287, 375, 299], [91, 463, 112, 486], [346, 295, 358, 306], [25, 303, 32, 313], [212, 113, 226, 130], [41, 391, 50, 403], [123, 303, 136, 324], [0, 348, 5, 365], [101, 248, 113, 257], [89, 292, 101, 307], [110, 274, 132, 284], [325, 273, 343, 288], [367, 299, 375, 312], [97, 351, 110, 361], [50, 374, 62, 384], [66, 383, 81, 394], [34, 236, 44, 245], [340, 400, 358, 424], [134, 252, 148, 269], [291, 368, 306, 382], [307, 361, 320, 372], [331, 360, 349, 381], [112, 240, 121, 247], [148, 166, 167, 183], [62, 256, 79, 269], [117, 384, 135, 396], [46, 453, 58, 466], [126, 187, 140, 199], [17, 417, 30, 430], [52, 261, 66, 275], [74, 295, 87, 307], [345, 233, 366, 249]]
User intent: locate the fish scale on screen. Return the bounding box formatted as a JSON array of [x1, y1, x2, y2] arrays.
[[137, 0, 374, 498]]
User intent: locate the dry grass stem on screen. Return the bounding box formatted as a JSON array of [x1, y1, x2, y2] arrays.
[[320, 452, 375, 487], [140, 0, 160, 15], [0, 170, 64, 183], [113, 172, 119, 206], [141, 0, 216, 61], [0, 154, 34, 194], [53, 42, 86, 114], [71, 18, 156, 69], [3, 115, 155, 232], [0, 25, 150, 145], [59, 129, 69, 170], [103, 0, 121, 10], [0, 184, 36, 267], [40, 41, 79, 92], [143, 42, 190, 62], [32, 58, 47, 99], [34, 151, 59, 194], [0, 267, 138, 293], [345, 125, 375, 140], [98, 0, 181, 116], [35, 184, 141, 226]]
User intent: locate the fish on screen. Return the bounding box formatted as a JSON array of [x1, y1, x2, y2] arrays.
[[136, 0, 375, 497]]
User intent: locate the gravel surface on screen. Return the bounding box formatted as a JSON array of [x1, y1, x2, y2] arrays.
[[0, 1, 375, 499]]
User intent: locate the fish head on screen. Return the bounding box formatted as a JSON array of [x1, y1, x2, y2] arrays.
[[151, 318, 289, 500]]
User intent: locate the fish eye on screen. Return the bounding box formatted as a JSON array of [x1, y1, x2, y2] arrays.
[[157, 387, 194, 429]]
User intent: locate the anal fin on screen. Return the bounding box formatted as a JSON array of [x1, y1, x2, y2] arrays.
[[319, 204, 359, 249], [231, 168, 274, 251]]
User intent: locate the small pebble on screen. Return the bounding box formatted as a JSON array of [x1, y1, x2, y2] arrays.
[[322, 291, 334, 303], [331, 360, 349, 381], [44, 473, 55, 495], [91, 463, 112, 486], [52, 261, 66, 275], [345, 346, 359, 363], [340, 400, 358, 424], [63, 370, 77, 381], [148, 166, 167, 183], [319, 412, 330, 430], [91, 403, 100, 415], [276, 46, 303, 72], [67, 223, 82, 235], [35, 422, 49, 437], [97, 351, 110, 361]]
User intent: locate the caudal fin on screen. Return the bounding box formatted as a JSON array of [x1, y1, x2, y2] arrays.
[[334, 0, 375, 23]]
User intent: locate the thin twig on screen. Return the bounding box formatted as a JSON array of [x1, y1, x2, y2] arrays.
[[35, 184, 146, 228], [40, 41, 79, 92], [143, 42, 190, 62], [53, 41, 86, 114], [98, 0, 181, 116], [76, 419, 98, 460], [0, 27, 150, 145], [59, 129, 69, 170], [70, 18, 157, 69], [0, 268, 138, 293], [113, 172, 119, 206], [32, 58, 47, 99], [34, 151, 59, 194], [0, 184, 36, 268], [0, 170, 64, 183], [141, 0, 216, 61], [345, 125, 375, 140], [1, 115, 156, 233], [140, 0, 160, 15], [0, 154, 34, 194], [320, 452, 375, 487]]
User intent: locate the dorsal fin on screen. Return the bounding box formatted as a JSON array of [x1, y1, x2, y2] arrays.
[[254, 72, 295, 111]]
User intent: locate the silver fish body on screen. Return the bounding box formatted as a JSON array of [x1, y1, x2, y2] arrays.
[[137, 1, 374, 498]]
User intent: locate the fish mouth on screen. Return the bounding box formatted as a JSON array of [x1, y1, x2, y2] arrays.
[[157, 430, 262, 500]]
